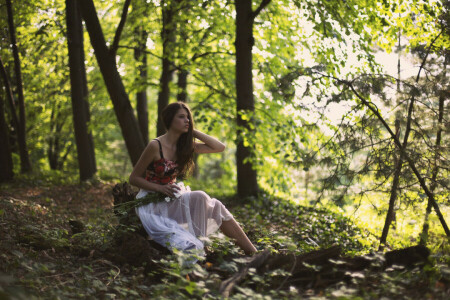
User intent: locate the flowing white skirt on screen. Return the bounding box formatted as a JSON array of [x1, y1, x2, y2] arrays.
[[135, 189, 234, 253]]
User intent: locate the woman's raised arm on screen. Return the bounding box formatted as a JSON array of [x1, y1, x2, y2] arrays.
[[194, 130, 226, 154]]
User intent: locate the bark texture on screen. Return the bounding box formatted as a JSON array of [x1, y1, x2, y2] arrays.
[[0, 93, 14, 181], [78, 0, 145, 165], [134, 27, 149, 145], [66, 0, 97, 181], [235, 0, 270, 197], [156, 0, 177, 136], [6, 0, 31, 173]]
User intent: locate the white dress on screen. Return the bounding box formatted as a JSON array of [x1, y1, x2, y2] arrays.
[[136, 139, 234, 255], [135, 188, 234, 252]]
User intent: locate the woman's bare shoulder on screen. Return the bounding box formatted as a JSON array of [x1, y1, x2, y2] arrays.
[[145, 139, 160, 153]]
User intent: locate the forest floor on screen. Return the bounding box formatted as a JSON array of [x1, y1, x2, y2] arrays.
[[0, 179, 449, 299]]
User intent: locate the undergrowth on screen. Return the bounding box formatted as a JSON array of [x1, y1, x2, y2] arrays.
[[0, 178, 448, 299]]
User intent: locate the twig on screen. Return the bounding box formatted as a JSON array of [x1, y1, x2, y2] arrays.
[[219, 250, 271, 297]]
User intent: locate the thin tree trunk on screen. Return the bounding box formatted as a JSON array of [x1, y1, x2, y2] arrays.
[[419, 58, 447, 245], [235, 0, 270, 197], [47, 103, 62, 170], [134, 27, 149, 145], [397, 27, 401, 92], [157, 0, 176, 136], [110, 0, 132, 57], [379, 32, 444, 248], [0, 56, 20, 147], [379, 120, 404, 249], [177, 69, 188, 102], [66, 0, 97, 180], [6, 0, 31, 172], [78, 0, 145, 165], [347, 83, 450, 237], [0, 93, 14, 182]]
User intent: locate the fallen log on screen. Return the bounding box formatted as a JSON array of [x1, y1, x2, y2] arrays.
[[219, 245, 431, 297], [220, 249, 271, 297]]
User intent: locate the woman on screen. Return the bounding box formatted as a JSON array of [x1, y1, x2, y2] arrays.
[[129, 102, 257, 256]]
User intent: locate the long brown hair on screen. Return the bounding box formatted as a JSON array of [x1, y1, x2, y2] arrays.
[[161, 102, 195, 177]]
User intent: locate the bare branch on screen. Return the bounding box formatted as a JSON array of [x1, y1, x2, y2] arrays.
[[110, 0, 132, 56], [251, 0, 271, 20]]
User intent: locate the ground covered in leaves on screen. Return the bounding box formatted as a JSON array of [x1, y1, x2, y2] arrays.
[[0, 178, 449, 299]]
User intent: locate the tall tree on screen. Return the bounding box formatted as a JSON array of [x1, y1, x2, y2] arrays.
[[6, 0, 31, 172], [0, 55, 20, 160], [420, 52, 448, 245], [66, 0, 97, 180], [235, 0, 271, 197], [47, 101, 72, 170], [156, 0, 178, 136], [379, 31, 445, 248], [78, 0, 145, 165], [0, 58, 14, 182], [134, 26, 149, 145]]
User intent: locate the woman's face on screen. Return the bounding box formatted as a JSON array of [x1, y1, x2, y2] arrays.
[[170, 108, 190, 133]]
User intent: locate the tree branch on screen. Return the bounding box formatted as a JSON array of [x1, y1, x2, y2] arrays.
[[346, 82, 450, 237], [110, 0, 131, 56], [251, 0, 271, 20]]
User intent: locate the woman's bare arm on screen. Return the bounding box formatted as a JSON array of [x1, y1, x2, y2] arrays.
[[129, 140, 180, 197], [194, 129, 226, 153], [129, 140, 163, 192]]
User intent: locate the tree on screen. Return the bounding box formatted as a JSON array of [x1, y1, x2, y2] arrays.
[[0, 57, 14, 182], [134, 25, 149, 145], [156, 0, 178, 136], [78, 0, 145, 165], [5, 0, 31, 173], [66, 0, 97, 180], [234, 0, 271, 198]]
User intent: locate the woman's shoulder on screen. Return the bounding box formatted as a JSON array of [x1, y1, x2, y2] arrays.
[[147, 138, 163, 149], [141, 139, 160, 159]]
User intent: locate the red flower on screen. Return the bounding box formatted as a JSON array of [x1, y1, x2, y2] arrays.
[[160, 177, 171, 184], [155, 165, 164, 174]]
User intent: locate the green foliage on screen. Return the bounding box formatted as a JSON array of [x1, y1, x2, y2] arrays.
[[2, 180, 448, 298], [0, 0, 447, 276]]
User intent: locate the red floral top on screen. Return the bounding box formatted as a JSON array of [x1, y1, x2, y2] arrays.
[[145, 139, 178, 185]]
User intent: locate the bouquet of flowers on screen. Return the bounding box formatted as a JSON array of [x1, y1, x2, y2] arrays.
[[115, 182, 192, 217], [164, 181, 191, 202]]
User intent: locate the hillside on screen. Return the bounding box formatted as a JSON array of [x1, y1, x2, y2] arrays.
[[0, 180, 448, 299]]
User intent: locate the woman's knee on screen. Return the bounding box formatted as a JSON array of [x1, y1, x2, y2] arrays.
[[190, 191, 210, 207]]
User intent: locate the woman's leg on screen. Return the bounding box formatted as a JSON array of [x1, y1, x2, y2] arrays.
[[186, 191, 257, 254], [220, 218, 257, 255]]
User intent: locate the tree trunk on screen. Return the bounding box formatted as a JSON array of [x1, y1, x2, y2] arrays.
[[134, 27, 149, 145], [66, 0, 97, 180], [156, 0, 176, 136], [379, 33, 446, 248], [177, 69, 188, 102], [6, 0, 31, 173], [347, 84, 450, 237], [0, 93, 14, 182], [78, 0, 145, 165], [47, 103, 63, 170], [420, 57, 447, 245], [235, 0, 259, 197], [0, 56, 20, 151], [379, 120, 403, 249]]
